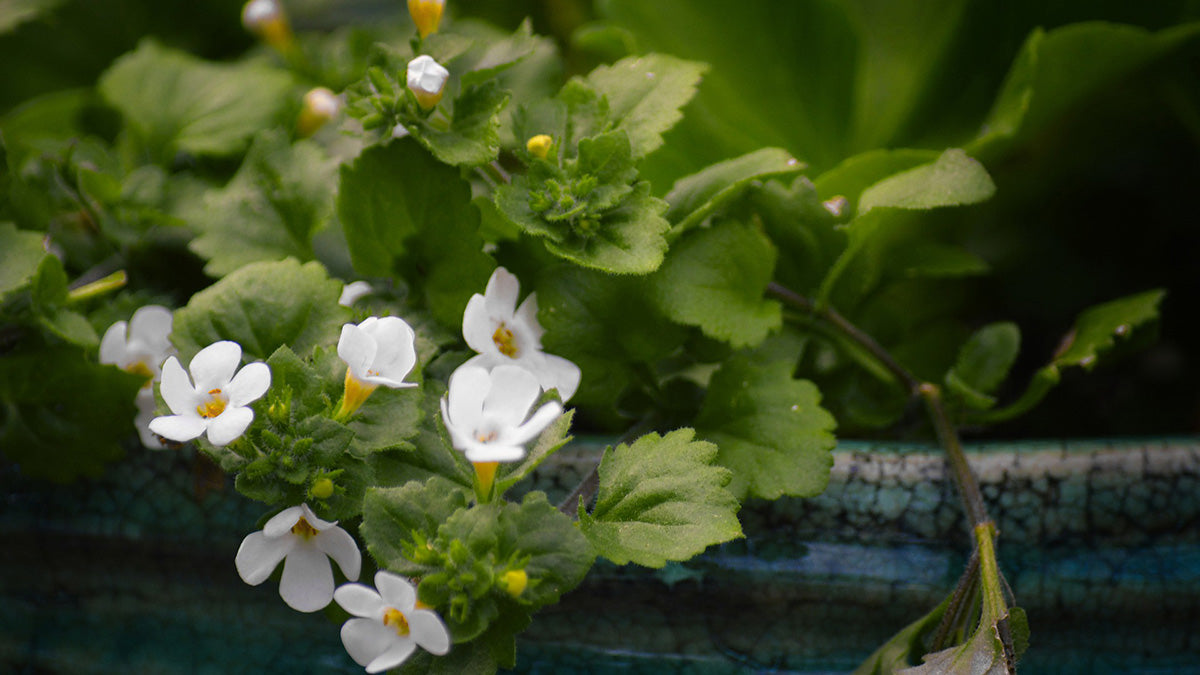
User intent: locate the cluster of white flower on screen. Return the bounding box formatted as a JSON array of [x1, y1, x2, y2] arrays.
[[104, 264, 574, 671]]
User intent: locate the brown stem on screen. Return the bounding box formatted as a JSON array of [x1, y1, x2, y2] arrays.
[[919, 383, 990, 531]]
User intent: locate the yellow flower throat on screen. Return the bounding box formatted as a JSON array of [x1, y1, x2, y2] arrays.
[[383, 607, 411, 636], [492, 323, 518, 358], [196, 388, 226, 418]]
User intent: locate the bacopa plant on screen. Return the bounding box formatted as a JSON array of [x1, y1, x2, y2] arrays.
[[2, 0, 1196, 673]]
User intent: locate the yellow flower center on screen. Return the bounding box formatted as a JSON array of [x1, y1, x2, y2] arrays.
[[127, 360, 154, 384], [196, 389, 227, 418], [291, 517, 319, 541], [383, 607, 411, 636], [492, 323, 518, 358]]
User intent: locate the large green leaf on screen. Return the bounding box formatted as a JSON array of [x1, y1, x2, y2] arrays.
[[337, 141, 494, 327], [579, 429, 742, 567], [185, 130, 338, 277], [541, 181, 670, 274], [0, 348, 143, 482], [651, 220, 781, 348], [581, 53, 707, 158], [664, 147, 804, 232], [0, 221, 46, 299], [857, 148, 995, 213], [98, 39, 295, 161], [971, 22, 1200, 158], [171, 259, 350, 363], [409, 80, 511, 167], [360, 476, 472, 576], [696, 354, 837, 501]]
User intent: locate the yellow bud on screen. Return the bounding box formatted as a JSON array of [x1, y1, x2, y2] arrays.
[[526, 134, 553, 160], [311, 478, 335, 500], [502, 569, 528, 598], [408, 0, 445, 39]]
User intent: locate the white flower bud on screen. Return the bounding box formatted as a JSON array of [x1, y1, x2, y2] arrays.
[[406, 55, 449, 110]]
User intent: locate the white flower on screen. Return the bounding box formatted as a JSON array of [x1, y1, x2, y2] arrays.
[[440, 364, 562, 463], [461, 267, 580, 402], [406, 55, 449, 109], [338, 317, 418, 390], [241, 0, 282, 31], [335, 571, 450, 673], [134, 389, 164, 449], [236, 504, 362, 613], [339, 281, 374, 307], [99, 305, 174, 387], [149, 341, 270, 447]]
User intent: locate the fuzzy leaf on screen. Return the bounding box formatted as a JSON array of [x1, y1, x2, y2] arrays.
[[664, 148, 804, 232], [582, 53, 707, 158], [171, 259, 350, 363], [360, 476, 472, 575], [0, 222, 46, 299], [186, 130, 337, 277], [652, 220, 780, 348], [1052, 289, 1164, 370], [858, 149, 995, 213], [337, 141, 494, 327], [696, 354, 837, 501], [579, 429, 742, 568], [409, 80, 510, 167], [542, 181, 670, 274], [98, 39, 294, 160]]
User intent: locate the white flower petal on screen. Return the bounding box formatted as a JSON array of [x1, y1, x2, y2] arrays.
[[440, 397, 475, 453], [316, 526, 362, 581], [375, 571, 417, 610], [339, 281, 373, 306], [235, 530, 296, 585], [99, 321, 128, 366], [482, 365, 541, 426], [369, 317, 416, 384], [263, 505, 305, 537], [514, 293, 545, 344], [483, 267, 520, 318], [464, 442, 526, 463], [446, 366, 491, 428], [299, 503, 338, 531], [408, 609, 451, 655], [334, 583, 384, 619], [225, 362, 271, 406], [188, 341, 242, 391], [134, 390, 163, 449], [338, 323, 377, 380], [148, 414, 206, 443], [341, 617, 397, 667], [158, 357, 198, 415], [129, 305, 173, 353], [541, 354, 581, 403], [205, 406, 253, 446], [461, 294, 496, 355], [279, 543, 335, 612], [502, 401, 562, 446], [367, 640, 417, 674]]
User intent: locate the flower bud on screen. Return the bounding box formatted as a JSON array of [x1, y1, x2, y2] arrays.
[[407, 0, 445, 39], [296, 87, 341, 137], [406, 55, 449, 110], [501, 569, 528, 598], [526, 134, 553, 160], [311, 478, 335, 500], [241, 0, 293, 52]]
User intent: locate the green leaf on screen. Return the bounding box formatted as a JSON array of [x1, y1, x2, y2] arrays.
[[171, 259, 350, 363], [409, 80, 511, 167], [0, 0, 66, 34], [185, 130, 338, 277], [536, 265, 686, 410], [98, 39, 294, 160], [581, 53, 707, 158], [811, 148, 939, 212], [972, 22, 1200, 158], [887, 241, 990, 279], [542, 181, 670, 274], [360, 476, 472, 575], [337, 141, 494, 327], [664, 147, 804, 232], [851, 596, 950, 675], [945, 323, 1020, 411], [0, 348, 143, 482], [858, 149, 995, 213], [495, 408, 574, 495], [0, 221, 47, 300], [489, 492, 594, 608], [651, 220, 781, 348], [1053, 289, 1165, 370], [696, 354, 837, 501], [750, 176, 844, 294], [579, 429, 741, 567]]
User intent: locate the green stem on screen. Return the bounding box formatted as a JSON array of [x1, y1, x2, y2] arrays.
[[67, 270, 127, 304]]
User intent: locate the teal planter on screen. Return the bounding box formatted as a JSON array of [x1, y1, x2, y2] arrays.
[[3, 438, 1198, 673]]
